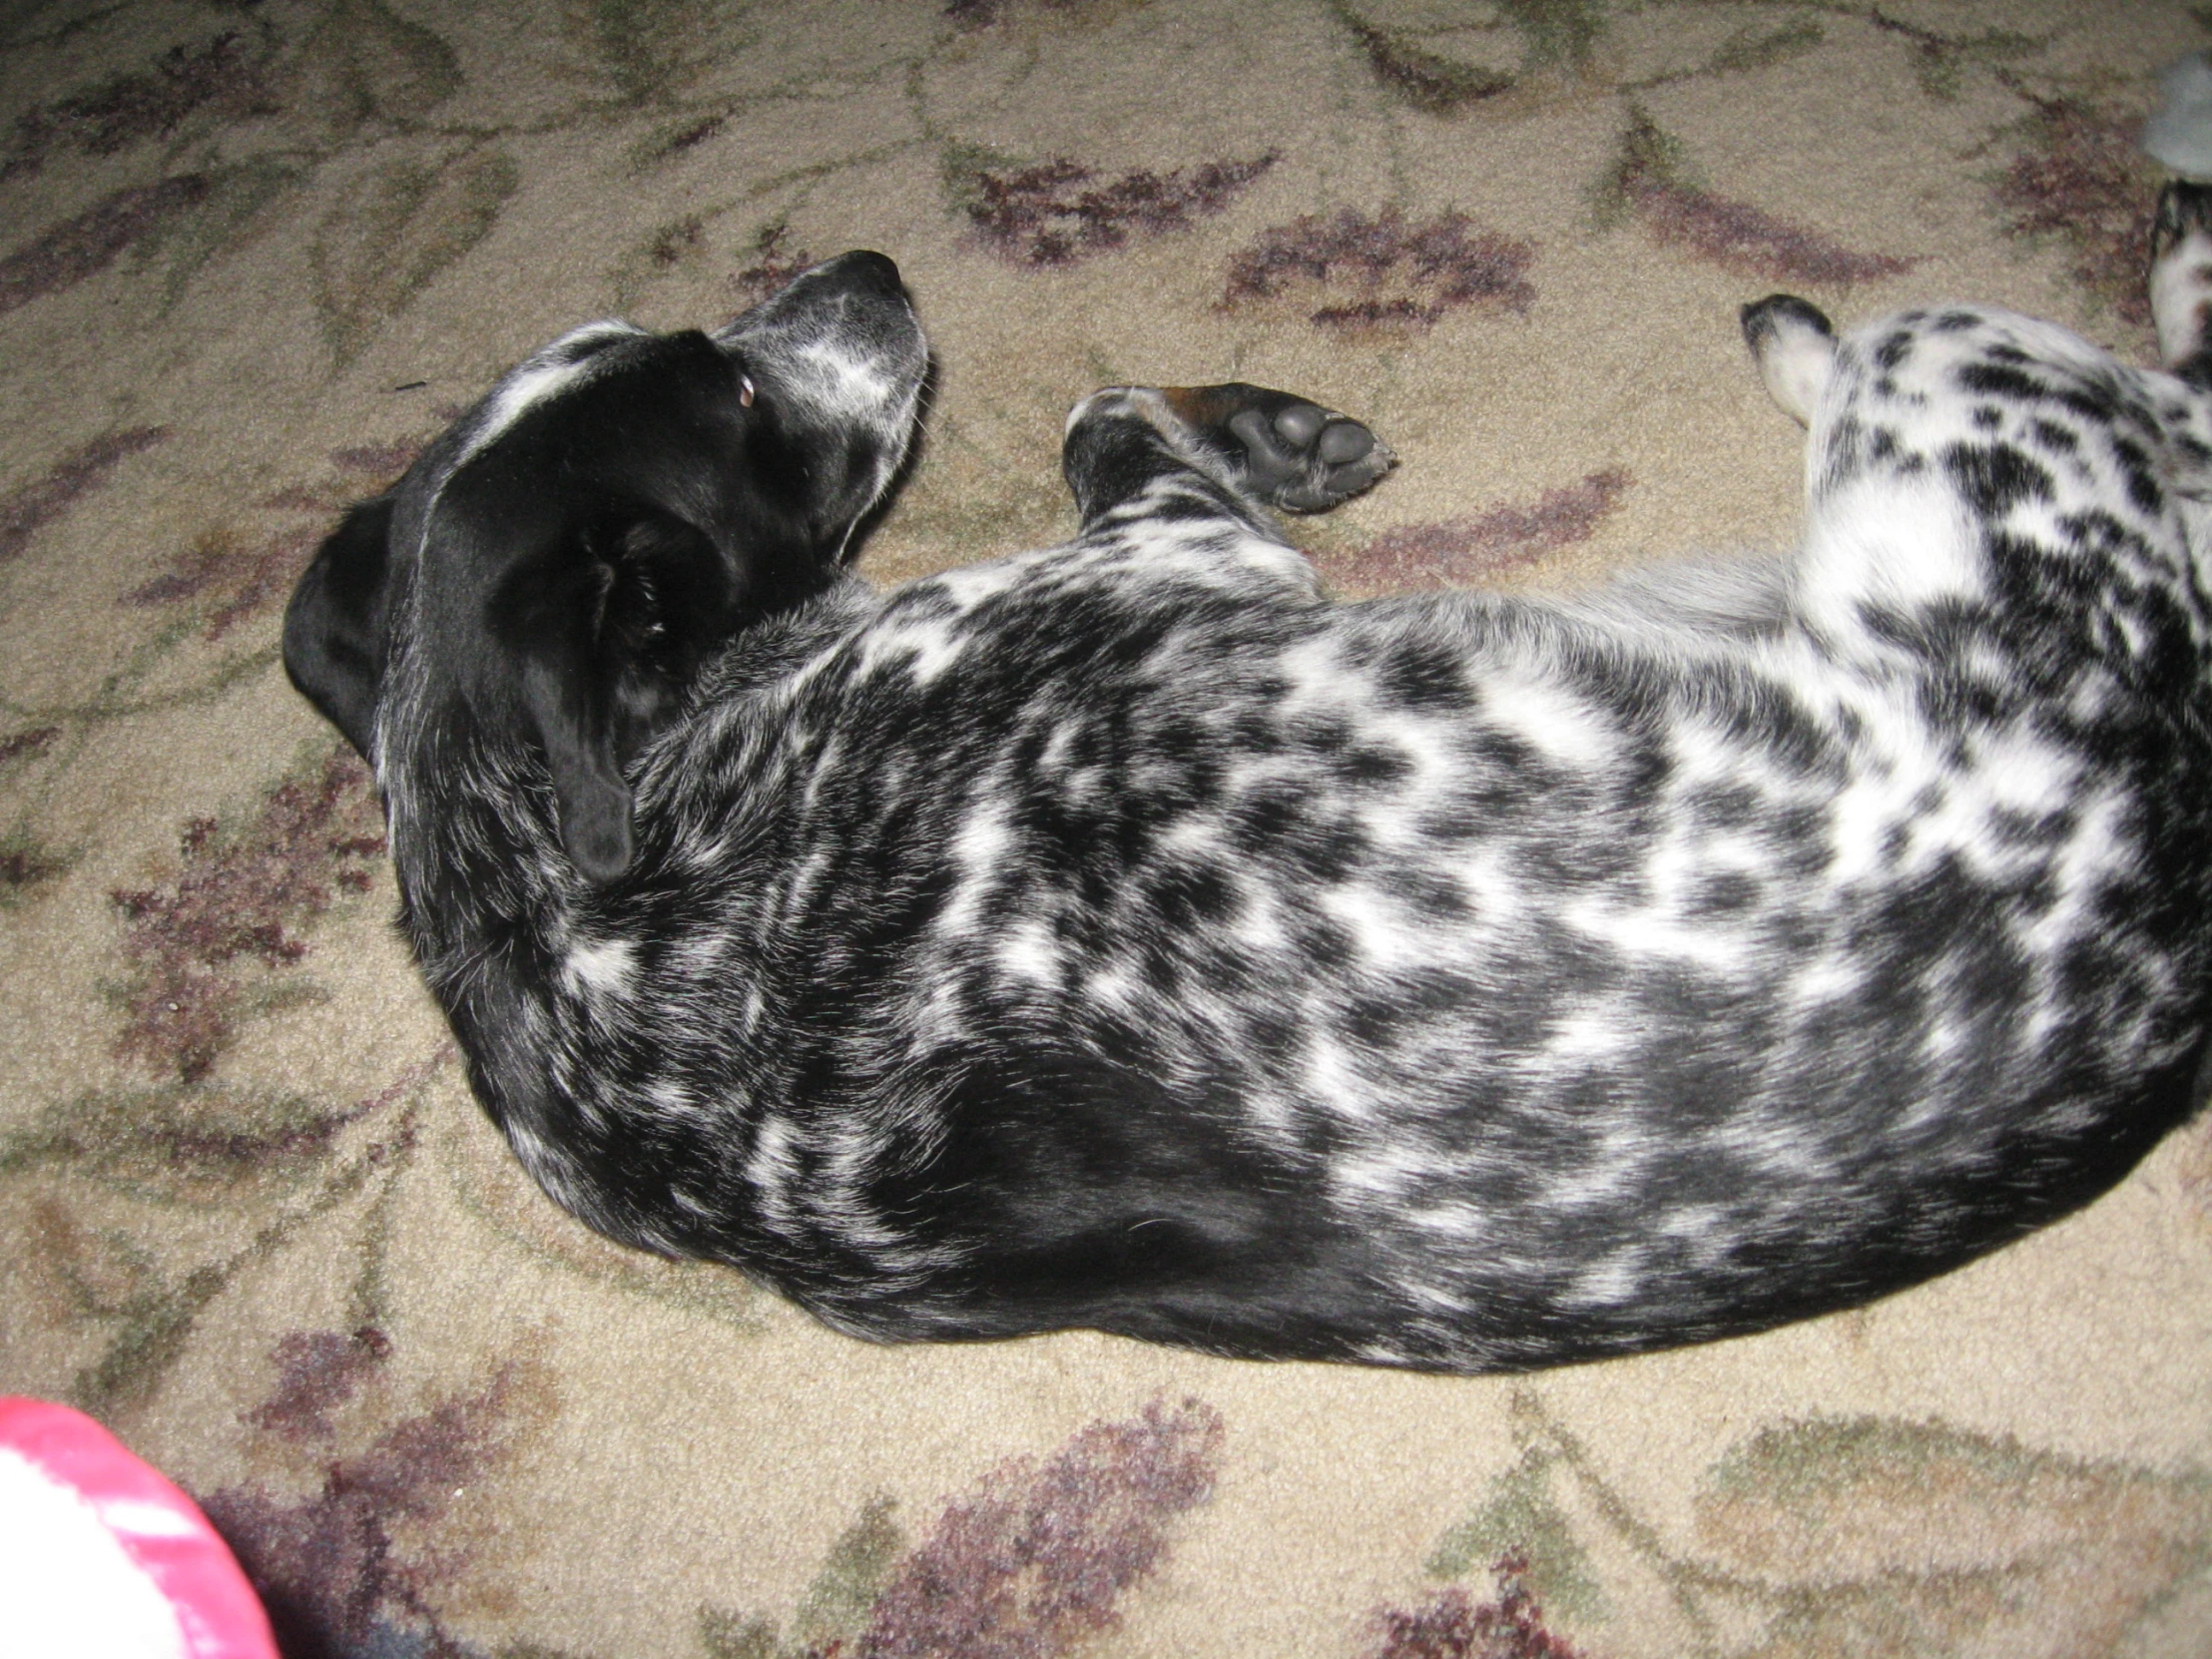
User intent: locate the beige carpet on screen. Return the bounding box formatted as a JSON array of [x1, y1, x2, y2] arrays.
[[4, 1, 2212, 1654]]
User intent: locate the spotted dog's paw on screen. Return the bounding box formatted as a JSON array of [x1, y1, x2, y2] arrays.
[[1161, 383, 1395, 512], [2151, 182, 2212, 381], [1740, 294, 1836, 425]]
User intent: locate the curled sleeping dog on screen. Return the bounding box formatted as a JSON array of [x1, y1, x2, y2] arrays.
[[284, 189, 2212, 1374]]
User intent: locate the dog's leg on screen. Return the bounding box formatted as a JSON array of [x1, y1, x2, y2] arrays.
[[1062, 382, 1393, 530], [1739, 294, 1837, 424], [2152, 181, 2212, 386]]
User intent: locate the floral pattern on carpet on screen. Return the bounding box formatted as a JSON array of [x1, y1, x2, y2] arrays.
[[2, 1, 2209, 1654]]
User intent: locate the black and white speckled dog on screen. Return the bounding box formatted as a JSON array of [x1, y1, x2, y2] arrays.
[[286, 190, 2212, 1374]]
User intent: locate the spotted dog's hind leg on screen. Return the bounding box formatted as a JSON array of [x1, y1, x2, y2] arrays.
[[1062, 382, 1393, 532], [1741, 294, 1837, 425], [2152, 182, 2212, 386]]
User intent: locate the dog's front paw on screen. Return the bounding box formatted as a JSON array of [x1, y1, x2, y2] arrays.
[[1162, 383, 1395, 512]]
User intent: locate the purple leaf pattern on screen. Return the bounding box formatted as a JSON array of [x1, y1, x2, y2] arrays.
[[1596, 109, 1917, 286], [0, 31, 274, 184], [1225, 208, 1536, 331], [1364, 1560, 1586, 1659], [123, 437, 423, 638], [0, 427, 170, 565], [203, 1341, 557, 1659], [953, 151, 1277, 267], [1328, 469, 1632, 591], [703, 1397, 1225, 1659], [1992, 92, 2164, 328], [0, 177, 217, 316], [110, 749, 386, 1082]]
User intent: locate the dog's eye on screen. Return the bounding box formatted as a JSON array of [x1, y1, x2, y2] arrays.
[[739, 375, 755, 408]]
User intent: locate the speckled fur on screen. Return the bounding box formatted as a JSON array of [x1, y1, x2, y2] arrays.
[[286, 201, 2212, 1374]]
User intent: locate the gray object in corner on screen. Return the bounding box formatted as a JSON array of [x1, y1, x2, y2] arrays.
[[2144, 51, 2212, 178]]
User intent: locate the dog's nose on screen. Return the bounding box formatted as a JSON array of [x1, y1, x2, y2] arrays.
[[813, 250, 905, 299], [712, 249, 916, 347]]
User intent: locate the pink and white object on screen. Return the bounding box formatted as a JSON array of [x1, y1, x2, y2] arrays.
[[0, 1397, 276, 1659]]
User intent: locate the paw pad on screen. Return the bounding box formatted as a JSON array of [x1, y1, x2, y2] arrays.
[[1165, 383, 1393, 512]]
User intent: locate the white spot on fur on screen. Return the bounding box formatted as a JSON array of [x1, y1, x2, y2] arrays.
[[1317, 884, 1411, 966], [1083, 958, 1145, 1011], [1333, 1145, 1427, 1205], [562, 937, 637, 998], [937, 798, 1012, 937], [647, 1079, 702, 1120], [1795, 475, 1979, 643], [1406, 1201, 1490, 1238], [1543, 1002, 1630, 1062], [747, 1117, 799, 1229], [1273, 634, 1346, 713], [1303, 1034, 1372, 1117], [934, 560, 1022, 610], [796, 339, 895, 417], [1562, 888, 1754, 973], [1963, 727, 2078, 818], [463, 321, 644, 466], [1561, 1249, 1646, 1309], [996, 917, 1061, 986], [1479, 669, 1619, 771], [857, 617, 966, 687], [504, 1120, 588, 1215]]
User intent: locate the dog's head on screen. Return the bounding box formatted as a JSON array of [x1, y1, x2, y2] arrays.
[[283, 251, 927, 884]]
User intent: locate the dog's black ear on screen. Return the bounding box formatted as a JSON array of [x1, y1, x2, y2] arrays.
[[493, 515, 738, 886], [489, 549, 630, 885], [521, 646, 634, 885], [283, 495, 396, 759]]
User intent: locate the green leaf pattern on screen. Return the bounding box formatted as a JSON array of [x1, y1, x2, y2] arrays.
[[311, 147, 521, 361]]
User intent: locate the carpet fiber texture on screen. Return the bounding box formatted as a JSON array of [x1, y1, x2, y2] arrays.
[[4, 2, 2212, 1655]]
